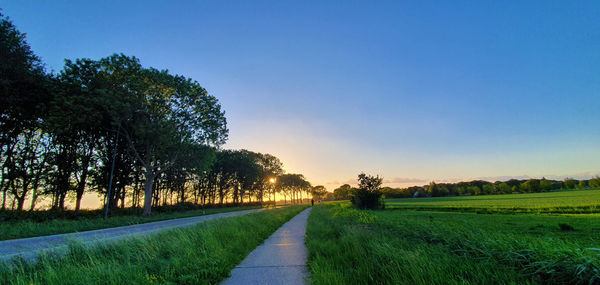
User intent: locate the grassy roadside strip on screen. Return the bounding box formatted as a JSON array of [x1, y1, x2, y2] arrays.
[[306, 203, 600, 284], [0, 206, 263, 241], [0, 205, 307, 284]]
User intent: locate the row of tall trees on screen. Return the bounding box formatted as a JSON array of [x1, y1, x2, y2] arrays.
[[0, 12, 313, 216], [332, 177, 600, 200]]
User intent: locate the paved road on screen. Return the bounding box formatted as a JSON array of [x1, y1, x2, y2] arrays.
[[0, 208, 267, 261], [222, 207, 312, 285]]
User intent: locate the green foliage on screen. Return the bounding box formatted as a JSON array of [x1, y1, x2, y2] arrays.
[[520, 179, 540, 193], [590, 177, 600, 188], [540, 178, 553, 191], [0, 11, 48, 132], [564, 178, 578, 189], [558, 223, 574, 232], [333, 184, 353, 200], [496, 182, 511, 194], [429, 181, 450, 197], [276, 173, 311, 203], [357, 173, 383, 192], [338, 177, 598, 201], [0, 12, 51, 211], [467, 185, 481, 195], [0, 10, 309, 217], [311, 185, 327, 199], [0, 206, 306, 284], [350, 173, 384, 209]]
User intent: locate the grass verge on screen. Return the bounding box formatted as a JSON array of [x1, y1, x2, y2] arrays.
[[306, 203, 600, 284], [0, 206, 263, 241], [0, 205, 307, 284]]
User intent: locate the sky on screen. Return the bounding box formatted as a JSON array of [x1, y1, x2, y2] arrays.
[[3, 0, 599, 190]]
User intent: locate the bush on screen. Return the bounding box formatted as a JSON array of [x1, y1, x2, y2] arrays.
[[350, 188, 384, 210], [558, 223, 575, 232]]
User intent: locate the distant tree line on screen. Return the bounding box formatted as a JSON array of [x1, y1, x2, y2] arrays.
[[331, 177, 600, 200], [0, 12, 314, 216]]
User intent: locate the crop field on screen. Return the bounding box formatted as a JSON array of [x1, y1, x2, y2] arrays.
[[306, 191, 600, 284], [386, 189, 600, 214]]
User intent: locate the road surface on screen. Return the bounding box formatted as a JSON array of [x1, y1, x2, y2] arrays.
[[222, 207, 312, 285]]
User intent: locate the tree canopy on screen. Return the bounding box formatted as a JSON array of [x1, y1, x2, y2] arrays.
[[0, 12, 313, 215]]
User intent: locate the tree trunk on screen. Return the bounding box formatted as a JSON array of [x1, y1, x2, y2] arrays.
[[16, 194, 25, 211], [121, 186, 126, 208], [233, 185, 239, 205], [75, 153, 91, 212], [30, 166, 44, 211], [75, 189, 84, 212], [142, 171, 156, 216], [59, 192, 67, 210], [30, 189, 37, 210], [2, 189, 6, 210]]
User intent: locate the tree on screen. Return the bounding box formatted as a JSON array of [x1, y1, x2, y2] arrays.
[[357, 173, 383, 192], [563, 178, 577, 189], [277, 174, 311, 204], [106, 57, 228, 216], [589, 177, 600, 189], [351, 173, 384, 209], [333, 184, 353, 200], [231, 150, 261, 205], [252, 153, 283, 203], [45, 58, 113, 211], [7, 129, 50, 210], [482, 184, 494, 195], [520, 179, 540, 193], [0, 12, 50, 210], [496, 182, 511, 194], [429, 181, 449, 197], [311, 185, 327, 200], [539, 178, 552, 191], [467, 185, 481, 196]]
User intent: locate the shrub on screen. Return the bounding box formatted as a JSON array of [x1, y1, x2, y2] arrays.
[[558, 223, 575, 232], [349, 173, 385, 209], [350, 188, 385, 209]]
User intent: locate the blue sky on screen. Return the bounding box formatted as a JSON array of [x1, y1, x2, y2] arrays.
[[4, 1, 599, 189]]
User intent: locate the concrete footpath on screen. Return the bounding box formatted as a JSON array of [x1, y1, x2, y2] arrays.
[[222, 207, 312, 285], [0, 208, 267, 261]]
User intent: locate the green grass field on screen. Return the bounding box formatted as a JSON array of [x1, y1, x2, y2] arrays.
[[0, 206, 262, 241], [306, 191, 600, 284], [386, 189, 600, 214], [0, 205, 307, 284]]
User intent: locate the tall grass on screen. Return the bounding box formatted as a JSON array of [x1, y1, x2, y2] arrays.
[[306, 203, 600, 284], [0, 205, 306, 284]]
